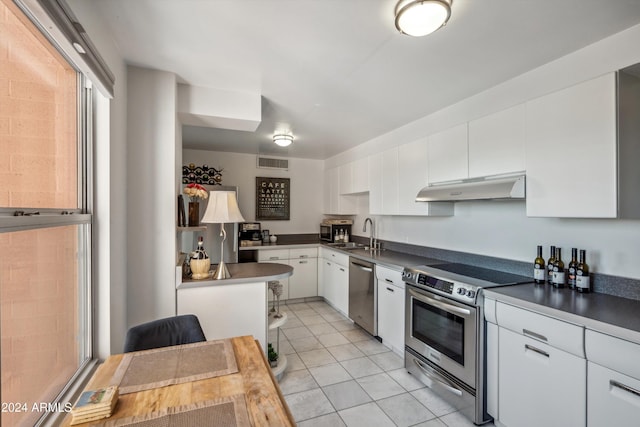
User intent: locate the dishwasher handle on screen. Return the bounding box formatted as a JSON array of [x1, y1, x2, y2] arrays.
[[350, 261, 373, 273]]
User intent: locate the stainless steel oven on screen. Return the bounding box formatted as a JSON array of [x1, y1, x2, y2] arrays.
[[403, 263, 531, 425], [405, 285, 477, 388]]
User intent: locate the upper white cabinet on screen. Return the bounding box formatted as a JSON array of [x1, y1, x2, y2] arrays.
[[525, 73, 617, 218], [468, 104, 526, 178], [381, 147, 399, 215], [339, 163, 352, 195], [397, 139, 453, 216], [427, 123, 468, 184], [324, 167, 357, 215], [368, 143, 453, 216], [368, 152, 384, 215], [352, 157, 369, 193]]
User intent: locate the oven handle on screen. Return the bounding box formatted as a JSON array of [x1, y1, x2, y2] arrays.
[[408, 288, 472, 316], [413, 358, 464, 397]]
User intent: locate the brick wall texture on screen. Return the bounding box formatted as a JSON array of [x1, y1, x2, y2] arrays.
[[1, 1, 82, 425]]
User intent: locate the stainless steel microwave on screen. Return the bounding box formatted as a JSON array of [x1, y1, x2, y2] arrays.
[[320, 223, 352, 242]]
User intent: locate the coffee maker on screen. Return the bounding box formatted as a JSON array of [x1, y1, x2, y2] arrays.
[[239, 222, 262, 246]]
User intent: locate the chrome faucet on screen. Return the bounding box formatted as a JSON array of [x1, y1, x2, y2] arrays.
[[363, 217, 374, 250]]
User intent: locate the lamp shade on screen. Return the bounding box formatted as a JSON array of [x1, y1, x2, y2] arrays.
[[395, 0, 452, 37], [201, 191, 245, 224]]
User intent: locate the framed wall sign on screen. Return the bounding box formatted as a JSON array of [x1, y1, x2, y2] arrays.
[[256, 177, 290, 220]]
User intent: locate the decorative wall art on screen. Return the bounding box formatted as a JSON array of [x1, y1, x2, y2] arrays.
[[182, 163, 223, 185], [256, 177, 290, 221]]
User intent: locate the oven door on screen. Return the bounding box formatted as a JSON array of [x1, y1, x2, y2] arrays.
[[405, 284, 477, 388]]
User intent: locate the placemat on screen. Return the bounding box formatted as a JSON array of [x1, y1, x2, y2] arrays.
[[93, 395, 251, 427], [111, 340, 238, 394]]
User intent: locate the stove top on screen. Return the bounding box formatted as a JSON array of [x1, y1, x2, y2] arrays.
[[402, 262, 532, 305]]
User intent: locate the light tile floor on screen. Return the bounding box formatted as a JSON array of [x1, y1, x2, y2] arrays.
[[272, 300, 497, 427]]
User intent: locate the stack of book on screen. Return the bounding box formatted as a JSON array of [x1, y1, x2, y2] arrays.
[[70, 386, 119, 425]]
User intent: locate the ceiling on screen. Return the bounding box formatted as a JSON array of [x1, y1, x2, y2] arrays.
[[92, 0, 640, 160]]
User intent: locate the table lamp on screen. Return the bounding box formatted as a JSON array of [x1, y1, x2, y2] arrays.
[[201, 191, 245, 279]]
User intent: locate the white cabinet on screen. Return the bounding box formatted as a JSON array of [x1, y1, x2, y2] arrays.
[[288, 248, 318, 299], [368, 152, 384, 215], [258, 247, 319, 300], [321, 248, 349, 316], [381, 147, 399, 215], [324, 167, 357, 214], [525, 73, 617, 217], [339, 158, 369, 195], [468, 103, 526, 178], [585, 330, 640, 426], [352, 157, 369, 193], [368, 143, 453, 216], [493, 301, 586, 427], [498, 327, 586, 427], [375, 265, 404, 355], [427, 123, 468, 184]]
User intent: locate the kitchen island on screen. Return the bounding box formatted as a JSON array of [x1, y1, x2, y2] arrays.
[[176, 262, 293, 351]]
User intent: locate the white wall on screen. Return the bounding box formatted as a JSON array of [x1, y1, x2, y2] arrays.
[[335, 24, 640, 281], [182, 150, 324, 235], [127, 67, 178, 327]]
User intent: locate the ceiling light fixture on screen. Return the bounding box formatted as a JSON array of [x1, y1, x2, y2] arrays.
[[395, 0, 452, 37], [273, 133, 293, 147]]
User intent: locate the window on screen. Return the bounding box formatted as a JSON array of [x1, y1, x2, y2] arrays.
[[0, 1, 92, 425]]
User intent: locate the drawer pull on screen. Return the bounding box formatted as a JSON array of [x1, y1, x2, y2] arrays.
[[298, 255, 308, 258], [523, 329, 548, 342], [386, 287, 395, 292], [339, 268, 345, 272], [385, 278, 394, 283], [611, 380, 640, 398], [298, 260, 308, 264], [525, 344, 549, 358], [269, 257, 279, 260]]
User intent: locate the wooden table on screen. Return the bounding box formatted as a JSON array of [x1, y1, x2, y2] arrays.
[[61, 336, 295, 426]]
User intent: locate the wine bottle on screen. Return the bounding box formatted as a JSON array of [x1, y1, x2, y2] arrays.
[[192, 236, 208, 260], [547, 245, 556, 284], [567, 248, 578, 289], [552, 247, 565, 288], [576, 250, 590, 293], [533, 245, 546, 284]]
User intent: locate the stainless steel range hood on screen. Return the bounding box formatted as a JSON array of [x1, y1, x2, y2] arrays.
[[416, 175, 525, 202]]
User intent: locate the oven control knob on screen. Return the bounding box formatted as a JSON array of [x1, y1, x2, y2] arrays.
[[457, 288, 466, 295], [466, 290, 476, 298]]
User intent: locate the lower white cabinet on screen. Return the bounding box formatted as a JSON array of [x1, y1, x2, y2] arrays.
[[376, 266, 404, 355], [588, 362, 640, 427], [288, 257, 318, 299], [258, 247, 318, 300], [321, 248, 349, 316], [498, 327, 586, 427], [585, 329, 640, 426]]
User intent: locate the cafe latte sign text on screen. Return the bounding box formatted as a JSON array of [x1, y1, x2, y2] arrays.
[[256, 177, 290, 220]]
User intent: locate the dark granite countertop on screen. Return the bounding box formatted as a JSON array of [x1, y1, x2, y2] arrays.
[[335, 247, 445, 271], [485, 283, 640, 345], [178, 262, 293, 289]]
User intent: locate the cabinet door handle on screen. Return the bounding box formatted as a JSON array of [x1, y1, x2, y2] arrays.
[[523, 329, 548, 342], [610, 380, 640, 399], [525, 344, 549, 358], [339, 268, 345, 272], [269, 256, 279, 260], [299, 255, 308, 258], [298, 260, 308, 264], [386, 287, 395, 292], [326, 262, 331, 266]]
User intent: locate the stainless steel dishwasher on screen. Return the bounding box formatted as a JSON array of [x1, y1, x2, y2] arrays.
[[348, 257, 377, 336]]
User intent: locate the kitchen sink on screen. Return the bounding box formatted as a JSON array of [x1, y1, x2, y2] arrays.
[[326, 242, 366, 250]]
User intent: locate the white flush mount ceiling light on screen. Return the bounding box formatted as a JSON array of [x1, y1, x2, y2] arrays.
[[395, 0, 452, 37], [273, 133, 294, 147]]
